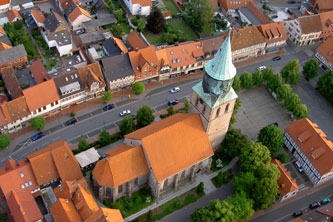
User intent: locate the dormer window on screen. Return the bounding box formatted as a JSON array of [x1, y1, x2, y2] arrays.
[[170, 51, 174, 55]]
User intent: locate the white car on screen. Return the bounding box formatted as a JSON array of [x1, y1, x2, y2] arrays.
[[257, 66, 267, 71], [170, 87, 180, 94], [120, 110, 131, 116]]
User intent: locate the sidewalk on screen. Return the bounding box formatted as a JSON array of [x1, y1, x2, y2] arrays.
[[125, 157, 239, 222]]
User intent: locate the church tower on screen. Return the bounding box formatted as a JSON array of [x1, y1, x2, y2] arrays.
[[190, 30, 238, 151]]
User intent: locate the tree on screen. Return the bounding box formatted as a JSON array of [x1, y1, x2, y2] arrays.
[[277, 153, 289, 164], [240, 72, 253, 89], [167, 105, 176, 116], [284, 93, 301, 112], [293, 104, 309, 120], [317, 70, 333, 103], [0, 134, 10, 149], [276, 83, 292, 101], [136, 105, 155, 128], [132, 82, 145, 94], [258, 125, 284, 154], [31, 116, 45, 131], [254, 163, 280, 180], [136, 19, 146, 32], [281, 59, 301, 85], [230, 98, 241, 126], [232, 172, 257, 196], [303, 59, 319, 80], [232, 75, 241, 91], [119, 116, 136, 135], [252, 70, 263, 86], [184, 98, 190, 113], [226, 192, 255, 221], [184, 0, 214, 33], [78, 138, 90, 151], [191, 200, 236, 222], [146, 8, 165, 33], [253, 177, 279, 210], [219, 128, 247, 161], [102, 91, 112, 104], [99, 130, 112, 146], [240, 141, 271, 172], [262, 2, 267, 9], [262, 67, 274, 81], [267, 74, 283, 92]]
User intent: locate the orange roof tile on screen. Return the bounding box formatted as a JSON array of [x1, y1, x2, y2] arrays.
[[0, 159, 39, 201], [0, 42, 11, 51], [8, 191, 43, 222], [22, 79, 60, 112], [94, 145, 149, 187], [60, 0, 81, 11], [248, 2, 271, 24], [1, 96, 30, 123], [272, 159, 299, 196], [68, 6, 92, 22], [317, 37, 333, 64], [30, 58, 50, 84], [73, 186, 99, 220], [299, 14, 323, 34], [0, 0, 9, 6], [257, 22, 287, 44], [0, 108, 8, 128], [126, 30, 147, 50], [6, 9, 22, 22], [126, 114, 214, 182], [314, 0, 333, 11], [31, 10, 45, 24], [113, 37, 128, 54], [77, 62, 106, 89], [50, 198, 83, 222], [54, 178, 87, 199], [285, 118, 333, 176], [156, 48, 170, 68], [164, 41, 204, 69], [319, 11, 333, 32], [27, 140, 83, 185], [131, 0, 152, 6], [85, 208, 123, 222], [0, 25, 5, 35]]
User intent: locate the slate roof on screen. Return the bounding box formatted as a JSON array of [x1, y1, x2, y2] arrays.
[[44, 12, 69, 32], [101, 54, 135, 82], [79, 30, 105, 45], [102, 38, 123, 57], [0, 44, 27, 65], [47, 29, 72, 46], [53, 70, 84, 99]]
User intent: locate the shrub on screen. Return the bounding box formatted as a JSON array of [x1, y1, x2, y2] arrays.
[[276, 83, 292, 101], [293, 104, 309, 120], [132, 82, 145, 94], [252, 70, 263, 86], [277, 153, 289, 164], [240, 72, 253, 89], [196, 182, 204, 194], [70, 112, 76, 117], [232, 75, 241, 91], [99, 130, 112, 146], [31, 116, 46, 131], [78, 138, 90, 151], [0, 134, 10, 149]]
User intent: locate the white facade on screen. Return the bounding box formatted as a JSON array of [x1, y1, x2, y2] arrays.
[[123, 0, 151, 16], [42, 32, 73, 56], [69, 14, 91, 31], [0, 3, 10, 13], [0, 16, 9, 25], [315, 52, 333, 70], [22, 2, 34, 9], [280, 189, 298, 202], [284, 19, 321, 46], [109, 75, 135, 91], [31, 101, 61, 118]]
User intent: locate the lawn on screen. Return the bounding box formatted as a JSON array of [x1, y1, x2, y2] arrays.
[[166, 19, 198, 41], [162, 0, 180, 15]]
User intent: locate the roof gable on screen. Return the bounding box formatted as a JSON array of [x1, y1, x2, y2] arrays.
[[6, 9, 22, 22], [50, 198, 83, 222], [31, 10, 45, 23], [1, 96, 30, 123], [272, 159, 299, 196], [126, 30, 147, 50], [68, 6, 92, 22], [30, 58, 50, 84]]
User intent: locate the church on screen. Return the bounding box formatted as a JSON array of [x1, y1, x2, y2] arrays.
[[92, 30, 238, 202]]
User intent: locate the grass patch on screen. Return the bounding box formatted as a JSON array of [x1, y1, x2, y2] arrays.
[[45, 59, 57, 71], [211, 169, 233, 188], [166, 19, 197, 40], [144, 32, 163, 45], [32, 29, 48, 50], [104, 187, 154, 218], [162, 0, 180, 15]]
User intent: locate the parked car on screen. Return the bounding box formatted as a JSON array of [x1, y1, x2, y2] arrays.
[[293, 210, 303, 217], [267, 122, 279, 127], [103, 104, 115, 111], [320, 197, 331, 205], [257, 66, 267, 71], [271, 15, 278, 19], [177, 1, 183, 6], [66, 118, 77, 126], [295, 161, 304, 173], [261, 0, 269, 2], [31, 132, 44, 141], [288, 0, 296, 4], [170, 87, 180, 94], [120, 110, 131, 116], [309, 201, 321, 209], [130, 114, 136, 120], [272, 56, 282, 61], [168, 99, 179, 106]]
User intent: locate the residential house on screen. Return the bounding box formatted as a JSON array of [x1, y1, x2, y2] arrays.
[[42, 12, 73, 56], [0, 44, 27, 69], [238, 3, 270, 26], [53, 70, 85, 108], [164, 41, 205, 78], [93, 113, 214, 201], [0, 25, 11, 46], [101, 54, 135, 91], [10, 0, 34, 11], [201, 35, 225, 59], [219, 0, 253, 14], [79, 30, 105, 49], [319, 11, 333, 40], [30, 58, 50, 84], [57, 0, 81, 13], [0, 96, 31, 133], [272, 159, 299, 201], [284, 118, 333, 185], [31, 9, 46, 28], [257, 22, 287, 53], [156, 48, 171, 80], [76, 62, 106, 100], [311, 0, 333, 13], [123, 0, 151, 16], [82, 11, 116, 32], [67, 6, 92, 30], [6, 9, 22, 22], [128, 45, 159, 81], [22, 79, 61, 117], [284, 14, 322, 46], [315, 37, 333, 70], [102, 37, 128, 57], [0, 0, 10, 13], [0, 66, 22, 99], [126, 30, 148, 50]]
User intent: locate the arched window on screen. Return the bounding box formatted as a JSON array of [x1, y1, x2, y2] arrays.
[[225, 103, 230, 113], [216, 108, 220, 118]]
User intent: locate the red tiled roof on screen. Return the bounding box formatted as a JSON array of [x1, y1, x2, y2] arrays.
[[113, 37, 128, 53], [126, 30, 147, 50], [299, 14, 323, 34], [50, 198, 83, 222], [272, 159, 299, 196], [0, 66, 22, 99], [257, 22, 288, 44], [6, 9, 22, 22], [317, 37, 333, 64], [131, 0, 152, 7], [31, 10, 45, 24], [0, 0, 9, 6], [248, 2, 271, 24], [68, 6, 92, 22], [1, 96, 30, 123], [30, 58, 50, 84], [0, 25, 5, 35], [85, 208, 123, 222]]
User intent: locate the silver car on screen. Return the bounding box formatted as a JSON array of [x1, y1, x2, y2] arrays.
[[120, 110, 131, 116], [170, 87, 180, 94]]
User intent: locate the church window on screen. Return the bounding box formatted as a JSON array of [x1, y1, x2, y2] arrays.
[[216, 108, 220, 118], [225, 103, 230, 113], [195, 98, 199, 106]]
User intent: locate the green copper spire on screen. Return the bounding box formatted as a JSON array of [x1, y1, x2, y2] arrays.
[[204, 29, 236, 81]]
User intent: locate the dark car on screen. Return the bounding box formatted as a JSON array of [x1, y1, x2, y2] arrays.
[[268, 122, 279, 127], [288, 0, 296, 3], [168, 99, 179, 106], [271, 15, 278, 19], [309, 201, 321, 209], [272, 56, 282, 61], [293, 210, 303, 217], [66, 118, 77, 126], [31, 132, 44, 141], [103, 104, 115, 111], [320, 197, 331, 205]]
